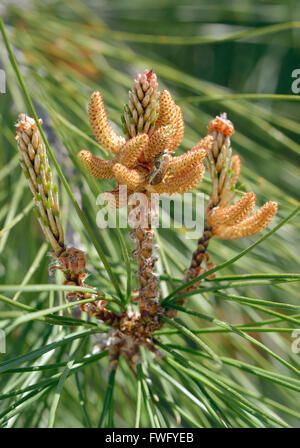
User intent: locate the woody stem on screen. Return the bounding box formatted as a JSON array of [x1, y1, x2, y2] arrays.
[[164, 222, 213, 319], [130, 194, 161, 318]]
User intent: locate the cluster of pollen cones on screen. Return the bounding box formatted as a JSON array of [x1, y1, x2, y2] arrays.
[[78, 69, 213, 201], [206, 115, 278, 241]]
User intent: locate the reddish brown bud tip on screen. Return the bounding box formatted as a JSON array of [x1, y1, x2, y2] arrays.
[[146, 69, 153, 82]]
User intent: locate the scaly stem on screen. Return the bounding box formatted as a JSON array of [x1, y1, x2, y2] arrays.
[[0, 17, 122, 299]]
